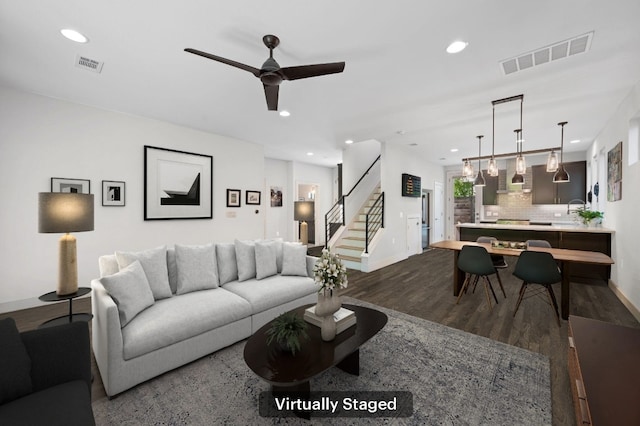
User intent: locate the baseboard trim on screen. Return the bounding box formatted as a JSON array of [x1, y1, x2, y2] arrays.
[[609, 279, 640, 323]]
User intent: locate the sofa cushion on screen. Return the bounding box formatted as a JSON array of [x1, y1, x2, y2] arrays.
[[223, 275, 317, 314], [175, 243, 219, 294], [255, 241, 278, 280], [235, 239, 256, 282], [281, 242, 309, 276], [0, 380, 94, 426], [100, 261, 155, 327], [115, 246, 172, 300], [0, 318, 32, 405], [121, 288, 252, 360], [166, 247, 178, 294], [216, 243, 238, 285]]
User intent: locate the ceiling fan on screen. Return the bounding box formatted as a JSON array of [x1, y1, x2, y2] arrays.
[[185, 34, 345, 111]]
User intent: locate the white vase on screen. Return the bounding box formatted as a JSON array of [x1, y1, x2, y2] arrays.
[[315, 289, 341, 341]]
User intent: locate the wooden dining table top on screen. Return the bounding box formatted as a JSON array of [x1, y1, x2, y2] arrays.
[[429, 240, 614, 266]]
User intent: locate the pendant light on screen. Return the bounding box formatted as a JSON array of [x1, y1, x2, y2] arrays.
[[553, 121, 570, 183], [462, 158, 474, 180], [511, 129, 525, 185], [546, 150, 559, 172], [487, 105, 498, 177], [514, 97, 526, 174], [473, 135, 486, 187]]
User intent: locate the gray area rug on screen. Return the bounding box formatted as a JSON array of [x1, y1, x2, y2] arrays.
[[92, 298, 551, 425]]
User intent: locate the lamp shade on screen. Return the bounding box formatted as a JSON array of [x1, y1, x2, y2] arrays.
[[293, 201, 314, 222], [553, 165, 570, 183], [511, 172, 525, 185], [39, 193, 94, 233]]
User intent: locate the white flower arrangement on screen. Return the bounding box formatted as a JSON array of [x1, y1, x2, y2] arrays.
[[313, 248, 348, 292]]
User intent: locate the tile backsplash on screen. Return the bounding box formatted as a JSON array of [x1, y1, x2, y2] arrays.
[[483, 192, 582, 223]]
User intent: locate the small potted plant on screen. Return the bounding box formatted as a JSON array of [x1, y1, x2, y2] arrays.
[[266, 311, 308, 354], [576, 207, 604, 226]]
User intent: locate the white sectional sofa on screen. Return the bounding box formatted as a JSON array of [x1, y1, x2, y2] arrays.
[[91, 240, 318, 397]]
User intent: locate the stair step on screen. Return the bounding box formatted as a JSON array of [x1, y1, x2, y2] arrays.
[[337, 244, 362, 250], [339, 254, 361, 262]]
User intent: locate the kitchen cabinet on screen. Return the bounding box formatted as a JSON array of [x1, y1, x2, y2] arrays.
[[481, 169, 499, 205], [532, 161, 586, 204]]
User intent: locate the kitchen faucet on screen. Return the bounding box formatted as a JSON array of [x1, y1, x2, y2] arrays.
[[567, 199, 586, 214]]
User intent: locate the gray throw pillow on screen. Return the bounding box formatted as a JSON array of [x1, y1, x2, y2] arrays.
[[100, 261, 155, 327], [0, 318, 32, 404], [175, 243, 219, 294], [281, 242, 308, 276], [255, 241, 278, 280], [115, 246, 172, 300], [216, 243, 238, 285], [235, 239, 256, 282]]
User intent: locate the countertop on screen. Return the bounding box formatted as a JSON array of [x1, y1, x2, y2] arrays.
[[456, 222, 615, 234]]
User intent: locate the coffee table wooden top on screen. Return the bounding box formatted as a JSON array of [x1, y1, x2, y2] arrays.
[[244, 303, 388, 387]]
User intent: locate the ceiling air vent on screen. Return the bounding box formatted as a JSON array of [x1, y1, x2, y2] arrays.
[[500, 31, 593, 75], [75, 55, 104, 73]]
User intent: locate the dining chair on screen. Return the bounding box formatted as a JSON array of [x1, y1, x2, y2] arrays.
[[456, 245, 506, 310], [525, 239, 552, 248], [512, 250, 562, 326], [476, 236, 507, 298]]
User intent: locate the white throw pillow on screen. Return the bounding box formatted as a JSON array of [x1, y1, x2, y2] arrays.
[[255, 241, 278, 280], [280, 242, 308, 276], [115, 246, 172, 300], [100, 261, 155, 327], [235, 239, 257, 282], [216, 243, 238, 285], [175, 243, 219, 294]]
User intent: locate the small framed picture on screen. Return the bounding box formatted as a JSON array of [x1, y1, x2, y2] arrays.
[[270, 186, 283, 207], [246, 190, 261, 205], [102, 180, 126, 206], [51, 177, 91, 194], [227, 189, 241, 207]]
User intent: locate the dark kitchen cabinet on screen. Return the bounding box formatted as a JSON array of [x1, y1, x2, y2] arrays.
[[481, 169, 499, 205], [532, 160, 586, 204]]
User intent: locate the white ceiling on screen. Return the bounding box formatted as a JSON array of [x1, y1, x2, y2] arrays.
[[2, 1, 639, 168]]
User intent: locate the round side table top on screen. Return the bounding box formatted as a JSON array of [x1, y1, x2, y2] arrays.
[[39, 287, 91, 302]]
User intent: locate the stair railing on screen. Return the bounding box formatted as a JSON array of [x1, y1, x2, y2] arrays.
[[365, 192, 384, 253], [325, 155, 381, 247]]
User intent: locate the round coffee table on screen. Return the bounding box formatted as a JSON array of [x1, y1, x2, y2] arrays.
[[244, 303, 387, 394]]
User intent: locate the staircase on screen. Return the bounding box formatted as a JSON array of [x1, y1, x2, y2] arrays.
[[335, 185, 382, 270]]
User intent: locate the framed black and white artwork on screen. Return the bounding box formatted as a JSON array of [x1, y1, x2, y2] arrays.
[[51, 177, 91, 194], [102, 180, 126, 206], [144, 145, 213, 220], [246, 190, 261, 205], [226, 189, 241, 207]]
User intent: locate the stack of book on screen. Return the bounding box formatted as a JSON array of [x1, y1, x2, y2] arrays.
[[304, 306, 357, 334]]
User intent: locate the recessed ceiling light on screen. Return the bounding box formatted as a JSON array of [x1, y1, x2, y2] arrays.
[[345, 139, 353, 144], [570, 139, 581, 144], [446, 41, 468, 54], [60, 29, 88, 43], [306, 152, 314, 156], [279, 110, 290, 117], [450, 148, 459, 152]]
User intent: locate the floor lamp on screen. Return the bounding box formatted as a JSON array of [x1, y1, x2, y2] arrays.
[[294, 201, 314, 246], [38, 192, 95, 295]]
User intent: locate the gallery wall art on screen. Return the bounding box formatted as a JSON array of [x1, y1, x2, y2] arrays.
[[607, 141, 622, 202]]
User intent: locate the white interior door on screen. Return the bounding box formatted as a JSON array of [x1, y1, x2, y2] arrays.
[[406, 215, 421, 256], [433, 181, 445, 242]]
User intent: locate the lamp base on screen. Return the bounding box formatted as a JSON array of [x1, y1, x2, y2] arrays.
[[57, 233, 79, 296], [300, 221, 309, 246]]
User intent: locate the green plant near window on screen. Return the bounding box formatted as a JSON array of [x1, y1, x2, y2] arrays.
[[266, 311, 309, 355], [454, 178, 474, 198], [575, 207, 603, 225]]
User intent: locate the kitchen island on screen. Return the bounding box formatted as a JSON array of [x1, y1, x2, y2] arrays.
[[457, 222, 615, 284]]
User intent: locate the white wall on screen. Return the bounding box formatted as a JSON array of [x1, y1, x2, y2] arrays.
[[586, 80, 640, 315], [0, 87, 266, 310], [342, 139, 381, 193], [362, 142, 445, 271]]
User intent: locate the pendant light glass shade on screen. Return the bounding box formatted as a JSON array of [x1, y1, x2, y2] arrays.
[[462, 159, 474, 179], [487, 158, 498, 177], [473, 135, 485, 186], [487, 105, 499, 177], [546, 150, 558, 172], [515, 130, 526, 174], [553, 121, 570, 183], [511, 171, 525, 185]]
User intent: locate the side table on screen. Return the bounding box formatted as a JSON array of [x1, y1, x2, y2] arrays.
[[38, 287, 93, 329]]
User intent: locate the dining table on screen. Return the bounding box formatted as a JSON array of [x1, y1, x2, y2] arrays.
[[429, 240, 615, 320]]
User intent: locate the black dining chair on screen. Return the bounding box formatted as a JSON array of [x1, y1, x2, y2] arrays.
[[512, 250, 562, 326], [456, 245, 506, 310]]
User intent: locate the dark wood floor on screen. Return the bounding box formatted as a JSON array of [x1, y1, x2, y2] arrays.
[[3, 248, 638, 425]]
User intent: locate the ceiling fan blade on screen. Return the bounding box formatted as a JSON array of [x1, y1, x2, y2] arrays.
[[280, 62, 345, 81], [263, 84, 279, 111], [184, 48, 260, 77]]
